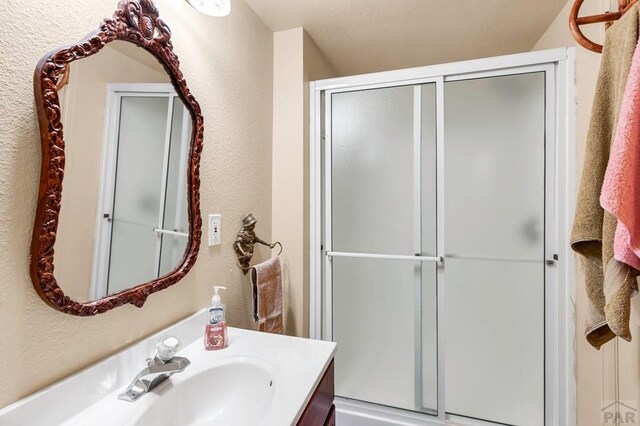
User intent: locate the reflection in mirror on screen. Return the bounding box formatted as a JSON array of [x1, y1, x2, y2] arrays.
[[55, 41, 191, 302]]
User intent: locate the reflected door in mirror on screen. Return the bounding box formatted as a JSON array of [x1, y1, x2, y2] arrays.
[[53, 41, 192, 303], [97, 89, 191, 298]]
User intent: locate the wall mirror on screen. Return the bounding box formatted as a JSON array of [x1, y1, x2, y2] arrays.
[[31, 0, 203, 315]]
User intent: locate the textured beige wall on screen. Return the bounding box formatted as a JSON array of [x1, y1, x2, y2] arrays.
[[272, 28, 304, 336], [302, 31, 336, 336], [0, 0, 272, 409], [532, 1, 640, 424], [272, 28, 335, 337], [56, 43, 170, 302]]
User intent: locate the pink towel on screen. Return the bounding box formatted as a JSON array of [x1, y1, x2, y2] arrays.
[[601, 37, 640, 272]]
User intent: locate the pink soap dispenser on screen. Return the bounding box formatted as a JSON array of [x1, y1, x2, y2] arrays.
[[204, 286, 228, 350]]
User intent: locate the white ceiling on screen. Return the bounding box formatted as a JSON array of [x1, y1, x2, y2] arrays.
[[244, 0, 569, 76]]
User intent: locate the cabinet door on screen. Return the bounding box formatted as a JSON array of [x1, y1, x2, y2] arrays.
[[297, 360, 335, 425], [324, 405, 336, 426]]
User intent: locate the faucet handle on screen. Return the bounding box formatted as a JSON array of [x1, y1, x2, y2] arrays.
[[155, 336, 182, 362]]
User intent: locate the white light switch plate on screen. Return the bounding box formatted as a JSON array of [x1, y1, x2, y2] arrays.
[[208, 214, 221, 246]]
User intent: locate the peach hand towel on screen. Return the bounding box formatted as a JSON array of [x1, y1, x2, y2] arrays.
[[250, 256, 283, 334], [601, 35, 640, 273]]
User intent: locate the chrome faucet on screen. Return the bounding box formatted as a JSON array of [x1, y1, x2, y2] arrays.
[[118, 336, 191, 402]]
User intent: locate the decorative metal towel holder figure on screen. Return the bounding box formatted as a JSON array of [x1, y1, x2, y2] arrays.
[[569, 0, 638, 53], [234, 214, 283, 274]]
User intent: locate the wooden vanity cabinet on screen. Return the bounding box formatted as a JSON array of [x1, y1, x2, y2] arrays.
[[297, 359, 335, 425], [324, 405, 336, 426]]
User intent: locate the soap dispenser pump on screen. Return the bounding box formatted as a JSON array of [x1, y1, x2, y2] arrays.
[[204, 286, 228, 350]]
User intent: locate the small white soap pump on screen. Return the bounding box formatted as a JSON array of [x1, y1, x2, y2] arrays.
[[204, 286, 228, 350]]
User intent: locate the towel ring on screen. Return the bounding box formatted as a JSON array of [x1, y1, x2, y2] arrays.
[[569, 0, 639, 53], [269, 241, 284, 256], [234, 214, 283, 274]]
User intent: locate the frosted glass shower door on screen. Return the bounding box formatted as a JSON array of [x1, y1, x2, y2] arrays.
[[158, 97, 190, 276], [105, 94, 190, 294], [443, 72, 546, 425], [319, 58, 559, 426], [328, 83, 438, 414], [108, 96, 169, 293]]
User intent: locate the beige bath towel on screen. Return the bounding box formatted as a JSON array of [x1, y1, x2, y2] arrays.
[[250, 256, 283, 334], [572, 5, 640, 349]]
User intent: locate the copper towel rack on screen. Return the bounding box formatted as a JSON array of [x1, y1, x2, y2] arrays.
[[234, 214, 283, 274], [570, 0, 638, 53]]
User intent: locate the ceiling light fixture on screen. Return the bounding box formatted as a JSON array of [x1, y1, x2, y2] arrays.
[[186, 0, 231, 17]]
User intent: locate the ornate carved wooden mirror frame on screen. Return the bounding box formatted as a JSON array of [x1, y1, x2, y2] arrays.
[[31, 0, 203, 315]]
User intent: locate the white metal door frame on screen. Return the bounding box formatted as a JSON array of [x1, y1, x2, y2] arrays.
[[309, 48, 576, 426]]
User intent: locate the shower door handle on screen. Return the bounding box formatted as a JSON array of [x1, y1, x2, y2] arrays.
[[545, 254, 559, 267], [326, 251, 442, 263], [153, 228, 188, 238]]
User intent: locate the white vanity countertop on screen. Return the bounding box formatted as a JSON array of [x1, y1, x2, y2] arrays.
[[0, 310, 336, 426]]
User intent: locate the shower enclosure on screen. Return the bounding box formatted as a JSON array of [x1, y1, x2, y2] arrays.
[[310, 49, 575, 426]]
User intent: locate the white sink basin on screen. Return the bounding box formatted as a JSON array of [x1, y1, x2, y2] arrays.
[[134, 357, 276, 426], [0, 310, 336, 426]]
